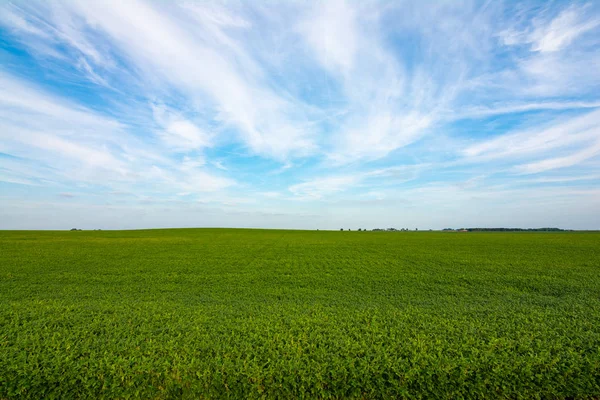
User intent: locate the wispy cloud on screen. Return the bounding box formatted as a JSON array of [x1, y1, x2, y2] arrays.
[[289, 175, 360, 200], [462, 110, 600, 174], [0, 69, 235, 196], [493, 4, 600, 98], [288, 164, 425, 200], [298, 0, 429, 163], [500, 5, 600, 53], [70, 0, 317, 160], [515, 140, 600, 174], [151, 104, 212, 152], [450, 101, 600, 120]]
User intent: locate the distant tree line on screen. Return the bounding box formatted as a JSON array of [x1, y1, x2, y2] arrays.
[[443, 227, 568, 232], [338, 227, 570, 232], [366, 228, 415, 232]]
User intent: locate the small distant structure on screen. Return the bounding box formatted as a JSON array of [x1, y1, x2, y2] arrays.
[[458, 229, 468, 232]]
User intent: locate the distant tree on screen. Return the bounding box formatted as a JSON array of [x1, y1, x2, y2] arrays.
[[340, 228, 343, 231]]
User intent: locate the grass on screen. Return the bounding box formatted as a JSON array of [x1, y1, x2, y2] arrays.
[[1, 228, 599, 399]]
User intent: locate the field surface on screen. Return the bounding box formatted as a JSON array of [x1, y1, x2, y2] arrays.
[[1, 229, 599, 399]]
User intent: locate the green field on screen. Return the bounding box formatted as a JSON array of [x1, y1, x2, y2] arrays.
[[1, 229, 599, 399]]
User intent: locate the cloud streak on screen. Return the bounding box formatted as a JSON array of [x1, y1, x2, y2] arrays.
[[0, 69, 235, 195]]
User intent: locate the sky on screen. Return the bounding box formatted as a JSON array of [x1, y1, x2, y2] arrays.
[[0, 0, 599, 230]]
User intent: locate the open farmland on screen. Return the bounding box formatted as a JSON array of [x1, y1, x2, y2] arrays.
[[1, 229, 600, 399]]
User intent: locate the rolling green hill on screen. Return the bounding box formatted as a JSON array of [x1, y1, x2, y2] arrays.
[[1, 229, 599, 398]]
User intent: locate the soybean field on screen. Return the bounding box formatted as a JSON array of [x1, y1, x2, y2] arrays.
[[1, 229, 599, 399]]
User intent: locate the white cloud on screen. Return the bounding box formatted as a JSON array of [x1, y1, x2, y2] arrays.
[[297, 0, 357, 75], [151, 104, 211, 151], [212, 161, 228, 171], [61, 0, 315, 160], [289, 175, 360, 199], [259, 191, 282, 198], [518, 52, 600, 97], [0, 69, 235, 194], [492, 5, 600, 98], [0, 70, 120, 132], [0, 71, 131, 177], [514, 139, 600, 174], [329, 112, 433, 164], [0, 171, 37, 186], [298, 0, 498, 164], [298, 0, 417, 162], [0, 0, 319, 161], [464, 110, 600, 160], [462, 110, 600, 175], [523, 174, 600, 183], [179, 156, 205, 171], [0, 5, 51, 39], [288, 164, 424, 200], [450, 101, 600, 120], [500, 5, 600, 53], [530, 7, 599, 53]]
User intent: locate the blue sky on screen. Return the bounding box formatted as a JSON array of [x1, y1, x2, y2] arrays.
[[0, 0, 599, 230]]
